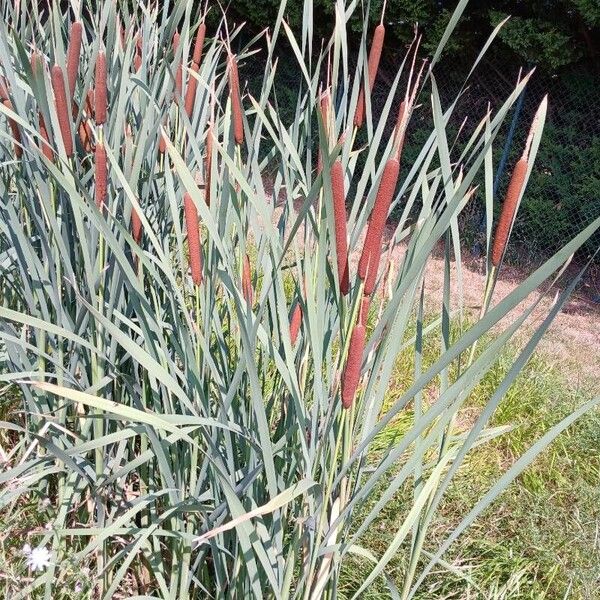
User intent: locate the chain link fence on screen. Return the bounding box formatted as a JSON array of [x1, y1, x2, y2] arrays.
[[375, 56, 600, 271], [242, 41, 600, 289]]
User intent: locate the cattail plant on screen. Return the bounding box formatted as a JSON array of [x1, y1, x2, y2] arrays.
[[341, 322, 366, 408], [491, 158, 529, 266], [242, 253, 252, 304], [94, 142, 107, 209], [192, 22, 206, 65], [354, 21, 385, 129], [66, 21, 83, 100], [289, 302, 302, 345], [228, 54, 243, 145], [184, 192, 202, 286], [131, 208, 142, 244], [184, 63, 200, 118], [330, 158, 350, 294], [357, 157, 400, 282], [95, 52, 107, 126], [51, 65, 73, 157]]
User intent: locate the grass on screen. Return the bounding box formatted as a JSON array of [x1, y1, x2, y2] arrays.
[[3, 315, 597, 599], [336, 315, 600, 599]]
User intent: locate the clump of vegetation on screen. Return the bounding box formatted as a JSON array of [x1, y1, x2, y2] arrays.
[[0, 1, 598, 598]]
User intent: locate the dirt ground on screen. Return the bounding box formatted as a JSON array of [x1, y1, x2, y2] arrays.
[[367, 226, 600, 386]]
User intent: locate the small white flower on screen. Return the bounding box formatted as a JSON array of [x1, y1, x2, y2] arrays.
[[24, 545, 52, 571]]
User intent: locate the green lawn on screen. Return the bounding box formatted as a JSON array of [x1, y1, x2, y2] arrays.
[[338, 319, 600, 599]]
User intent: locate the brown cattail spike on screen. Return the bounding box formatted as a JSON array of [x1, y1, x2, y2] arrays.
[[131, 207, 143, 244], [354, 23, 385, 129], [290, 303, 303, 345], [357, 157, 400, 284], [184, 192, 202, 286], [491, 158, 528, 267], [242, 254, 253, 304], [66, 21, 83, 101], [229, 55, 244, 145], [184, 63, 200, 118], [95, 52, 107, 125], [192, 23, 206, 65], [342, 323, 366, 408], [331, 159, 350, 295], [95, 142, 108, 210], [51, 66, 73, 157]]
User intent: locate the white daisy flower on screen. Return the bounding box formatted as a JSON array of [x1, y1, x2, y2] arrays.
[[23, 544, 52, 571]]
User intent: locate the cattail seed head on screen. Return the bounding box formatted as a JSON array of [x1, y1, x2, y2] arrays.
[[159, 131, 167, 154], [192, 22, 206, 66], [331, 159, 350, 295], [342, 323, 366, 409], [131, 207, 142, 244], [184, 63, 200, 118], [229, 55, 244, 145], [184, 192, 202, 286], [2, 99, 22, 158], [354, 23, 385, 129], [51, 65, 73, 157], [290, 302, 303, 345], [66, 21, 83, 101], [357, 157, 400, 281], [95, 142, 108, 210], [95, 52, 107, 125], [242, 253, 253, 304], [491, 158, 528, 267]]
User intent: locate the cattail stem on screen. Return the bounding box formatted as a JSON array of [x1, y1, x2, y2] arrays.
[[184, 192, 202, 286], [354, 23, 385, 129], [204, 125, 213, 205], [66, 21, 83, 101], [342, 323, 366, 408], [330, 159, 350, 295], [51, 66, 73, 157], [357, 157, 400, 288], [229, 54, 244, 145]]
